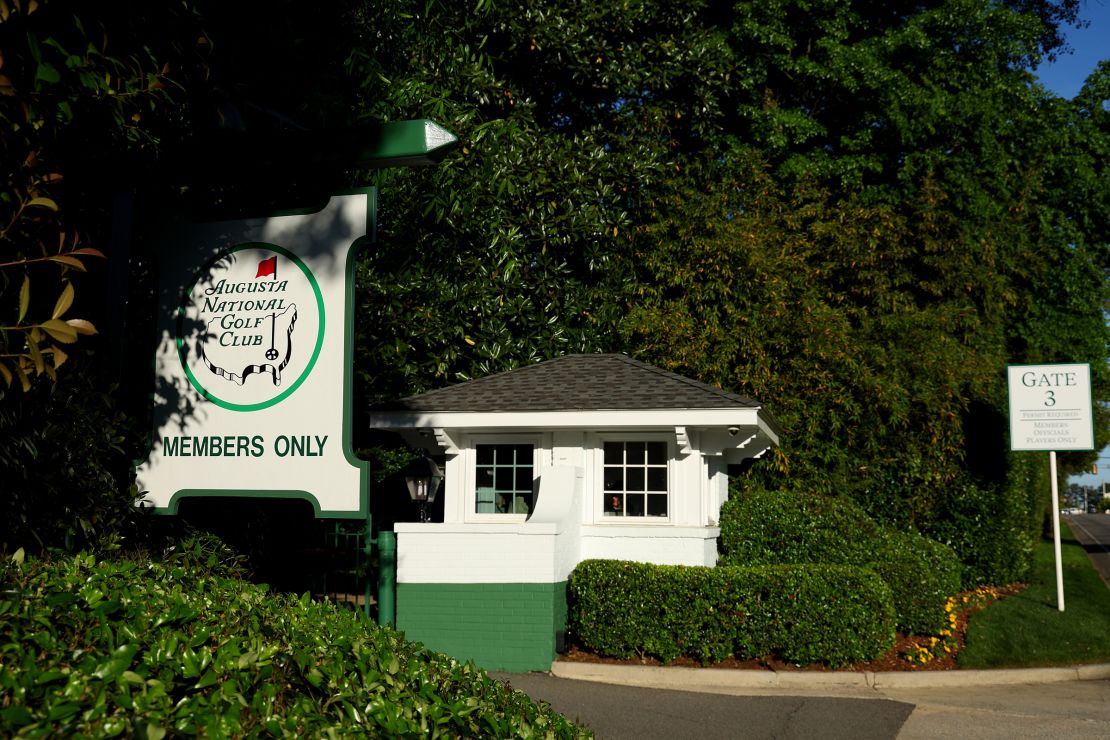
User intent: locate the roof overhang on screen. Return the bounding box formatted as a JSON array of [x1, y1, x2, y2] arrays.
[[369, 407, 779, 462]]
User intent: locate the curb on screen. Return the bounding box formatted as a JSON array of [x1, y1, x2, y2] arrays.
[[550, 661, 1110, 693]]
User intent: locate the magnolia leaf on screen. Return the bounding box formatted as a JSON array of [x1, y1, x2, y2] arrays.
[[27, 196, 59, 211], [51, 345, 68, 369], [27, 335, 44, 374], [65, 318, 97, 335], [44, 361, 56, 381], [52, 282, 74, 319], [18, 274, 29, 322], [11, 548, 24, 565], [48, 255, 85, 271], [14, 364, 30, 391], [0, 362, 12, 387], [39, 319, 78, 343], [0, 74, 14, 96]]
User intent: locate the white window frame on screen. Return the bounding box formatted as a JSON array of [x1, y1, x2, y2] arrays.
[[593, 433, 672, 524], [463, 434, 541, 523]]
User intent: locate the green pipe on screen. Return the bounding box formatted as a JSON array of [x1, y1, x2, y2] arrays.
[[376, 530, 396, 627]]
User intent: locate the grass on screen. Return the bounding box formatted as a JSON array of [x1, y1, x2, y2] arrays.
[[958, 521, 1110, 668]]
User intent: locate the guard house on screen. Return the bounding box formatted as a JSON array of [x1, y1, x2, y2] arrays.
[[368, 353, 781, 671]]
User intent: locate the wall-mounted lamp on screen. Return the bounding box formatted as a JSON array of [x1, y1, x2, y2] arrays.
[[404, 456, 444, 523]]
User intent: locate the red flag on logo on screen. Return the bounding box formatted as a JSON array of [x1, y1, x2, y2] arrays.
[[255, 256, 277, 279]]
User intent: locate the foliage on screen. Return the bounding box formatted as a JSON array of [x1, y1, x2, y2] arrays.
[[0, 0, 208, 389], [567, 559, 895, 667], [0, 365, 136, 554], [718, 488, 962, 633], [0, 550, 590, 738]]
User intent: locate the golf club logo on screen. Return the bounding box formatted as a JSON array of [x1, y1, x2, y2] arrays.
[[177, 244, 325, 411]]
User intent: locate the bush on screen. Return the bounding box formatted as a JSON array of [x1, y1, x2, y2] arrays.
[[718, 487, 962, 634], [0, 552, 589, 738], [567, 559, 895, 667], [870, 532, 963, 634], [924, 467, 1040, 587], [0, 370, 136, 554]]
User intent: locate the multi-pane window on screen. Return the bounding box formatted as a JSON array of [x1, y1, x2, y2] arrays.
[[475, 443, 534, 515], [603, 441, 667, 517]]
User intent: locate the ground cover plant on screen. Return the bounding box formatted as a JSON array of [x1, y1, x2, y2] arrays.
[[0, 547, 590, 738]]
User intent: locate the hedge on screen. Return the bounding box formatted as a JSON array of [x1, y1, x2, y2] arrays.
[[0, 549, 590, 739], [718, 488, 962, 634], [567, 559, 895, 667]]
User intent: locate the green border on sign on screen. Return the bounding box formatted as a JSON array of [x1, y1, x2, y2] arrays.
[[176, 243, 326, 412]]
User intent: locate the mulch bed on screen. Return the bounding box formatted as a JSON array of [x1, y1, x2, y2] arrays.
[[557, 583, 1026, 673]]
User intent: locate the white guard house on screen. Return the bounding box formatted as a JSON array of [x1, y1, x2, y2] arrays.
[[368, 353, 781, 671]]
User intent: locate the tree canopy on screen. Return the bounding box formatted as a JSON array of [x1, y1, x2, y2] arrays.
[[1, 0, 1106, 580]]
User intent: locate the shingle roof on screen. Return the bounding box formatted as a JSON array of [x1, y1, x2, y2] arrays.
[[373, 354, 773, 418]]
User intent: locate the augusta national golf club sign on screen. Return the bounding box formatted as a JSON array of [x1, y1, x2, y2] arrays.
[[135, 192, 371, 517]]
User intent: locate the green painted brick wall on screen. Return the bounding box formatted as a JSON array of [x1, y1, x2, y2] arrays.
[[396, 582, 567, 672]]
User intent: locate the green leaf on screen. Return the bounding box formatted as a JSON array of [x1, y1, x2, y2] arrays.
[[39, 319, 78, 343], [52, 282, 74, 319], [26, 196, 58, 211], [94, 644, 138, 680], [18, 275, 30, 322]]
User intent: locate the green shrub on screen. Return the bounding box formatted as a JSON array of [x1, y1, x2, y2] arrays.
[[871, 532, 963, 634], [924, 468, 1040, 587], [0, 552, 589, 739], [0, 371, 135, 554], [718, 488, 883, 567], [719, 487, 962, 634], [567, 559, 895, 667]]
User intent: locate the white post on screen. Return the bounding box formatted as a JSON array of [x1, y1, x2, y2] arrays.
[[1050, 451, 1064, 611]]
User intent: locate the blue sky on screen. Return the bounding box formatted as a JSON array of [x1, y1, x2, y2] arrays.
[[1033, 0, 1109, 98], [1030, 2, 1109, 489]]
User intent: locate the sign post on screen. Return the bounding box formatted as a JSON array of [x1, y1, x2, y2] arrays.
[[1008, 363, 1095, 611]]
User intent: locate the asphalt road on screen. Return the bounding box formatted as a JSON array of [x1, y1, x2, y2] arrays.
[[492, 672, 913, 739], [491, 515, 1110, 738]]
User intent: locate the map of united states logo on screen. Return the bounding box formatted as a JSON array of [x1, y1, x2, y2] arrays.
[[177, 244, 325, 411]]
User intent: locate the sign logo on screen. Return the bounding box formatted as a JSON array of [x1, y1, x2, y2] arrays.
[[176, 243, 325, 411]]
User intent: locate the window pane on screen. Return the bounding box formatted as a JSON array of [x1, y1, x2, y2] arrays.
[[476, 445, 494, 465], [647, 441, 667, 465], [626, 493, 645, 517], [603, 442, 622, 465], [626, 441, 646, 464], [513, 444, 532, 462], [647, 494, 667, 517], [476, 487, 496, 513], [626, 467, 645, 491], [604, 467, 623, 491], [515, 467, 533, 492], [495, 467, 513, 491], [604, 493, 623, 515], [647, 467, 667, 491], [512, 492, 533, 514]]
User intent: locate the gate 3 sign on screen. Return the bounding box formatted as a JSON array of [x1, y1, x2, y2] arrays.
[[1008, 363, 1094, 452], [135, 193, 371, 517]]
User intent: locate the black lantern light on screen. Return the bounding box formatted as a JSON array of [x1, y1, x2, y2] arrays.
[[404, 457, 444, 522]]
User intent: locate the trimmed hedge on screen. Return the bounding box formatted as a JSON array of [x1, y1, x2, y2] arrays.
[[718, 488, 962, 634], [0, 551, 589, 739], [567, 559, 895, 667]]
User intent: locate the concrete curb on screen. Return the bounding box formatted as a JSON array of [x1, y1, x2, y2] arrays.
[[550, 660, 1110, 693]]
